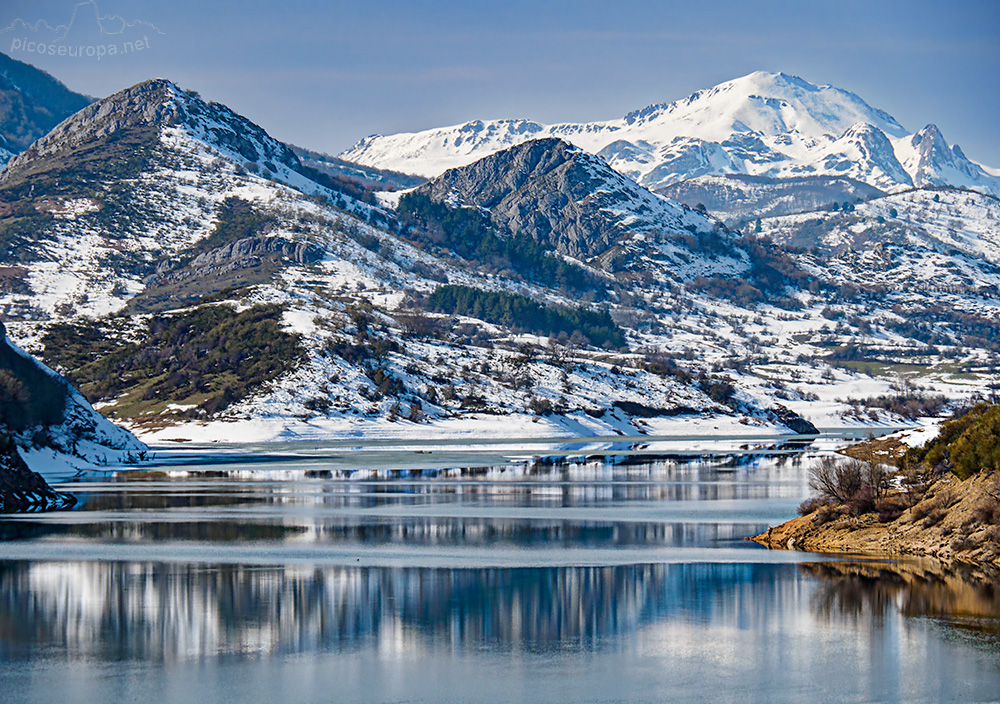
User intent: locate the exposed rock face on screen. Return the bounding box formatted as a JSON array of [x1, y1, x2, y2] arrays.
[[3, 78, 299, 174], [188, 235, 325, 270], [415, 137, 725, 264], [416, 138, 626, 259], [130, 235, 326, 312], [767, 405, 819, 435], [0, 439, 76, 512]]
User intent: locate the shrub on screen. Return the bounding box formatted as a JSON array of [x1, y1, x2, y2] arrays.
[[921, 508, 947, 528], [875, 495, 907, 523], [808, 455, 892, 515], [809, 456, 865, 504], [798, 496, 830, 516], [902, 403, 1000, 479]]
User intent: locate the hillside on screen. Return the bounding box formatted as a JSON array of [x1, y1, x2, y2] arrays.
[[409, 137, 747, 276], [753, 404, 1000, 569], [0, 50, 93, 161], [0, 318, 144, 495]]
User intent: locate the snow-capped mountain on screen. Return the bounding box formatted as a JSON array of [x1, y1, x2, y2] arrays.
[[2, 71, 997, 448], [0, 78, 379, 321], [3, 78, 321, 196], [340, 71, 999, 197], [0, 79, 824, 440]]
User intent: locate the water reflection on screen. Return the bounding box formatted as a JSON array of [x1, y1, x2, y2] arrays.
[[3, 558, 997, 663], [1, 451, 998, 703], [804, 560, 1000, 640], [0, 561, 807, 659]]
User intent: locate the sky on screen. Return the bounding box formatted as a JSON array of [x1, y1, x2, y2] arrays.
[[2, 0, 999, 166]]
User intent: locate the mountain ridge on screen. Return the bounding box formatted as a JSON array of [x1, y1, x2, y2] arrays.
[[339, 71, 999, 198], [0, 50, 93, 160]]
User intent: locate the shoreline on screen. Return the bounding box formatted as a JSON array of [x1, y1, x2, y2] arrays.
[[750, 472, 1000, 572]]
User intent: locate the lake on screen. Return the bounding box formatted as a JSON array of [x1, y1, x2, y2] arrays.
[[1, 435, 998, 703]]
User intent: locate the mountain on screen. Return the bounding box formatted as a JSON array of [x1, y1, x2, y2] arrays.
[[0, 78, 822, 439], [0, 77, 373, 319], [758, 187, 1000, 296], [411, 137, 748, 276], [291, 145, 425, 191], [0, 51, 93, 162], [1, 72, 997, 446], [658, 174, 885, 224], [340, 71, 1000, 211]]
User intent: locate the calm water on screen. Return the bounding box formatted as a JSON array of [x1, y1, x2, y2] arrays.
[[1, 440, 998, 703]]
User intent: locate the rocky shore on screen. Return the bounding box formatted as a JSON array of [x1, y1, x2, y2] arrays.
[[0, 440, 76, 513], [751, 471, 1000, 571]]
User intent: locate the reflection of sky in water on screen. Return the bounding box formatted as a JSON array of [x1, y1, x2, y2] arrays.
[[0, 454, 996, 702]]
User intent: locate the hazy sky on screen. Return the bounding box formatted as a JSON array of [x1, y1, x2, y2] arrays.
[[2, 0, 998, 165]]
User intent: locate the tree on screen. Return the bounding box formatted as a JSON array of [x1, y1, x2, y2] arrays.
[[809, 456, 864, 504], [807, 454, 888, 514]]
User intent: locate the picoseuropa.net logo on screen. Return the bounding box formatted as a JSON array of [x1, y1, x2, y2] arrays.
[[2, 0, 163, 61]]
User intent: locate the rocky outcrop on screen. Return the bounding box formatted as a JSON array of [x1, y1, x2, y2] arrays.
[[131, 234, 325, 312], [188, 235, 325, 270], [415, 137, 723, 264], [766, 404, 819, 435], [751, 472, 1000, 570], [0, 438, 75, 512]]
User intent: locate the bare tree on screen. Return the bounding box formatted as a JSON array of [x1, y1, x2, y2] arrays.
[[809, 456, 864, 504]]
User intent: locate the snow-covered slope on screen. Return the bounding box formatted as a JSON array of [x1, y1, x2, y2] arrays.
[[0, 78, 388, 321], [340, 71, 999, 196], [0, 320, 145, 480], [758, 188, 1000, 297]]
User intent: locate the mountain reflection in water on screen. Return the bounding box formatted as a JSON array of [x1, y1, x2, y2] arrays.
[[0, 453, 997, 703], [2, 558, 996, 661], [0, 561, 773, 659]]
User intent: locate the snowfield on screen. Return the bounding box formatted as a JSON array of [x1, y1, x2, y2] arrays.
[[340, 71, 999, 196]]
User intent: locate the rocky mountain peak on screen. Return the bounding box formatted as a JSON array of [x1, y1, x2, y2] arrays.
[[415, 137, 726, 266], [3, 77, 300, 180], [900, 123, 996, 190]]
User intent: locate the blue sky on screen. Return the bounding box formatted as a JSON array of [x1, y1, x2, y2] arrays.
[[3, 0, 999, 166]]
